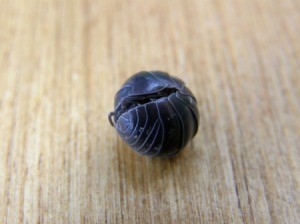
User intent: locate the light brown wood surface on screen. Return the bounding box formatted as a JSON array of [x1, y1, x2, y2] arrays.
[[0, 0, 299, 223]]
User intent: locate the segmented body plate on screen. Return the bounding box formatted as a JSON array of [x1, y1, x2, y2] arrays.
[[110, 71, 199, 157]]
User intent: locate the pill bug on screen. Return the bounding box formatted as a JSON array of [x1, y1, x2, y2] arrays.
[[109, 71, 199, 157]]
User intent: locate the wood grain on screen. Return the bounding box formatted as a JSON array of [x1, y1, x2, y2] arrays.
[[0, 0, 299, 223]]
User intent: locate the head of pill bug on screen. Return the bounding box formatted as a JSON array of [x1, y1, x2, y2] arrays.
[[109, 71, 199, 158]]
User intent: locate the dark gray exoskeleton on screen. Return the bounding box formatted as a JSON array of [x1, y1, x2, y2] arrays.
[[109, 71, 199, 157]]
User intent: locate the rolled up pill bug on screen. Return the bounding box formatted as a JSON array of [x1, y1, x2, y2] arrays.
[[109, 71, 199, 157]]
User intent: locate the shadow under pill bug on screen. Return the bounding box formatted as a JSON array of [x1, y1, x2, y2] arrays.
[[109, 71, 199, 158]]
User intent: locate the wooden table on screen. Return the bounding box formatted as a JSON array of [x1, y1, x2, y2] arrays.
[[0, 0, 299, 223]]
